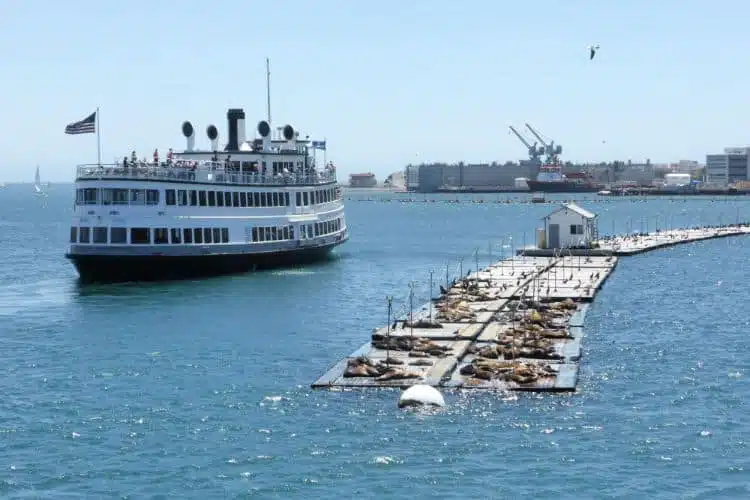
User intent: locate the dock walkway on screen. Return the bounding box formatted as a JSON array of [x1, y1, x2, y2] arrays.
[[312, 225, 749, 392]]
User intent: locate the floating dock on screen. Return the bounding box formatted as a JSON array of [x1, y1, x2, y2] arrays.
[[519, 225, 750, 257], [312, 225, 750, 393], [312, 255, 617, 392]]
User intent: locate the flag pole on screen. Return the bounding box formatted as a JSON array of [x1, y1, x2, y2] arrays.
[[324, 136, 327, 167], [96, 107, 102, 166]]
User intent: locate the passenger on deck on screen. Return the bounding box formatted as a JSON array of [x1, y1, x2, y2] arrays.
[[153, 149, 159, 166], [167, 148, 173, 165], [131, 151, 137, 164], [122, 156, 128, 169]]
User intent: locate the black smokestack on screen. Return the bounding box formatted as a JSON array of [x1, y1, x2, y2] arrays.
[[225, 108, 245, 151]]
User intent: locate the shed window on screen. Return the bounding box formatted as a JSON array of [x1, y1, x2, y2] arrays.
[[570, 224, 584, 235]]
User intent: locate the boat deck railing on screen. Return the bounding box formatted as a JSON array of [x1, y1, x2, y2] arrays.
[[75, 163, 337, 186]]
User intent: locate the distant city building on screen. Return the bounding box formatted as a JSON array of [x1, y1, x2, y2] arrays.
[[348, 172, 377, 188], [705, 147, 750, 186]]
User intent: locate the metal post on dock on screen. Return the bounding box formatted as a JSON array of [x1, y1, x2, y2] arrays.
[[428, 269, 434, 320], [488, 241, 493, 266], [459, 257, 464, 281], [474, 248, 479, 284], [386, 295, 393, 368], [408, 282, 415, 339], [510, 237, 514, 272], [445, 262, 450, 290]]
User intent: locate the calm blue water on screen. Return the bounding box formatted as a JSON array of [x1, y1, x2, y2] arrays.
[[1, 184, 749, 498]]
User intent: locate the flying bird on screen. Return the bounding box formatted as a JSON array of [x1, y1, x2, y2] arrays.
[[589, 44, 600, 60]]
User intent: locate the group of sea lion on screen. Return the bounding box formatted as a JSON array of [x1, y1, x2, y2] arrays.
[[371, 334, 452, 357], [435, 298, 476, 322], [460, 359, 556, 385], [343, 356, 423, 381]]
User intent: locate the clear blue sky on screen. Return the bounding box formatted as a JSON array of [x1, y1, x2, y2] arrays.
[[1, 0, 748, 182]]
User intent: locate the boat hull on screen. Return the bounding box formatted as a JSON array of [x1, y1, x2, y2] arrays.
[[526, 180, 603, 193], [66, 239, 347, 284]]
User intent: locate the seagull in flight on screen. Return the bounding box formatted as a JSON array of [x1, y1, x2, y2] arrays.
[[590, 44, 600, 60]]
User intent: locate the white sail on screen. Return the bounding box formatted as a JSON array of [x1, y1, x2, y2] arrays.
[[34, 165, 44, 194]]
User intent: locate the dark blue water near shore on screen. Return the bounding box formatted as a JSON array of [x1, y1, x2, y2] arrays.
[[1, 183, 749, 498]]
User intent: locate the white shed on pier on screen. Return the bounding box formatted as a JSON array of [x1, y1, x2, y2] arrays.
[[540, 203, 598, 249]]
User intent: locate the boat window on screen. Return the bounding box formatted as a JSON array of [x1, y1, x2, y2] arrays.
[[247, 192, 254, 207], [284, 193, 290, 206], [208, 191, 216, 207], [289, 225, 294, 240], [79, 227, 90, 243], [146, 189, 159, 205], [93, 227, 108, 244], [252, 227, 258, 242], [221, 228, 229, 243], [232, 192, 239, 207], [253, 192, 260, 207], [75, 189, 82, 205], [270, 227, 277, 240], [130, 189, 145, 205], [217, 191, 225, 207], [189, 190, 197, 206], [300, 225, 306, 239], [264, 227, 271, 241], [224, 192, 232, 206], [314, 223, 319, 236], [212, 228, 221, 243], [178, 190, 188, 206], [101, 189, 113, 205], [260, 193, 267, 207], [111, 227, 127, 243], [183, 228, 193, 244], [82, 188, 98, 205], [296, 192, 301, 206], [170, 228, 182, 244], [307, 224, 313, 237], [112, 189, 128, 205], [154, 228, 169, 244], [194, 228, 203, 244], [303, 192, 309, 205], [165, 189, 176, 206], [199, 191, 207, 206], [272, 192, 278, 206], [130, 228, 150, 244], [70, 227, 78, 243], [240, 192, 247, 207], [203, 228, 212, 244], [282, 226, 289, 240]]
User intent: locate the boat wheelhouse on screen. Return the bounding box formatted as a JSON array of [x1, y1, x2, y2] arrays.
[[66, 109, 348, 283]]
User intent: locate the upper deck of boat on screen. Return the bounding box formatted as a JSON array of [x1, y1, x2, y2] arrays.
[[75, 161, 337, 187]]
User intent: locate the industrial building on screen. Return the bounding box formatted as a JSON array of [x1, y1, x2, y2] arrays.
[[705, 147, 750, 186], [348, 172, 378, 188]]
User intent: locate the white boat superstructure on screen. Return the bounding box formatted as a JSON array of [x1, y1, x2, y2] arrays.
[[66, 108, 348, 283]]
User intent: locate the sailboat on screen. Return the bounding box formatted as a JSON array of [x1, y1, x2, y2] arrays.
[[34, 165, 46, 195]]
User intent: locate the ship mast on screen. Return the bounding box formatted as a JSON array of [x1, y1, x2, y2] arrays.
[[266, 58, 272, 126]]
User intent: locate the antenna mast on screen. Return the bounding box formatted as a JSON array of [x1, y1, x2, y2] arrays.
[[266, 58, 272, 125]]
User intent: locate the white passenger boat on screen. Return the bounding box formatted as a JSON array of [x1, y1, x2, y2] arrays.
[[66, 109, 348, 283]]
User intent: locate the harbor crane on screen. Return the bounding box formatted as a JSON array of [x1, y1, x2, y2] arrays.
[[525, 123, 563, 163], [508, 125, 544, 162]]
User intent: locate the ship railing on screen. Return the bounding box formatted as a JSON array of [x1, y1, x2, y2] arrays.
[[75, 164, 337, 186]]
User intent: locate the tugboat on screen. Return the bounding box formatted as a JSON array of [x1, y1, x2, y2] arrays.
[[65, 63, 348, 283]]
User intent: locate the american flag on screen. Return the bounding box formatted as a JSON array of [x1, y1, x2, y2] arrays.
[[311, 140, 326, 151], [64, 111, 97, 135]]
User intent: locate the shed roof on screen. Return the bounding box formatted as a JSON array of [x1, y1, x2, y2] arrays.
[[542, 202, 596, 220]]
